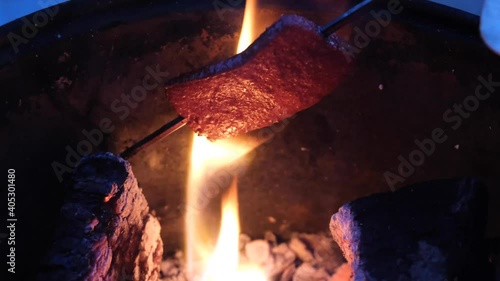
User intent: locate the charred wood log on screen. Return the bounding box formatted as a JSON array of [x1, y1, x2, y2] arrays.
[[330, 178, 490, 281], [37, 152, 163, 281]]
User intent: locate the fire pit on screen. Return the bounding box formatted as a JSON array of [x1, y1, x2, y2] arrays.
[[1, 0, 500, 280]]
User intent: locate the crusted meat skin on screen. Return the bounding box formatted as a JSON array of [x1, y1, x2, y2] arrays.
[[166, 14, 352, 140]]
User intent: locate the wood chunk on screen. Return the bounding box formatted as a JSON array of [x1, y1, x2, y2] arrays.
[[245, 239, 271, 265], [292, 262, 330, 281], [289, 236, 315, 263], [37, 152, 163, 281], [166, 14, 352, 140], [330, 178, 489, 281], [271, 243, 296, 277]]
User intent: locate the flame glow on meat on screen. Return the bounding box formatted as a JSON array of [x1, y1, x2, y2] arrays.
[[184, 1, 268, 280], [166, 13, 352, 140]]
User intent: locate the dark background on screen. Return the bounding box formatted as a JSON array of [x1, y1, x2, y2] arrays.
[[1, 0, 499, 280]]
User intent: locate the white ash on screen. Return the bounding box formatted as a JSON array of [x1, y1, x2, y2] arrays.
[[160, 251, 187, 281], [160, 232, 351, 281]]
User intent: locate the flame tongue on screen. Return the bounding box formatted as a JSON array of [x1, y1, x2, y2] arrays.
[[185, 135, 266, 281], [237, 0, 257, 53], [185, 136, 254, 278], [202, 178, 266, 281], [185, 0, 266, 280], [201, 179, 240, 281]]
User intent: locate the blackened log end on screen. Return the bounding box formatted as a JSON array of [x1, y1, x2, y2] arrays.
[[330, 178, 489, 281], [37, 152, 163, 281]]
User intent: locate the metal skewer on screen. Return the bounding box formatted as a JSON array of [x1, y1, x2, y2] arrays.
[[120, 116, 187, 159], [319, 0, 374, 36], [119, 0, 375, 159]]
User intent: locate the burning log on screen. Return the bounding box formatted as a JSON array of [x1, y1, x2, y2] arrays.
[[37, 153, 163, 281], [330, 178, 490, 281]]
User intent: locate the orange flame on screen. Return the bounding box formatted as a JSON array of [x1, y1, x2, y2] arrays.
[[201, 179, 266, 281], [236, 0, 257, 53], [185, 136, 255, 278], [185, 0, 265, 280], [185, 136, 266, 281]]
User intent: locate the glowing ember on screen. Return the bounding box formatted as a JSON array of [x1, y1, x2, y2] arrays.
[[185, 1, 265, 280]]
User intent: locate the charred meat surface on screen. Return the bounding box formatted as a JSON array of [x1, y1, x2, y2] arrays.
[[166, 14, 353, 140]]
